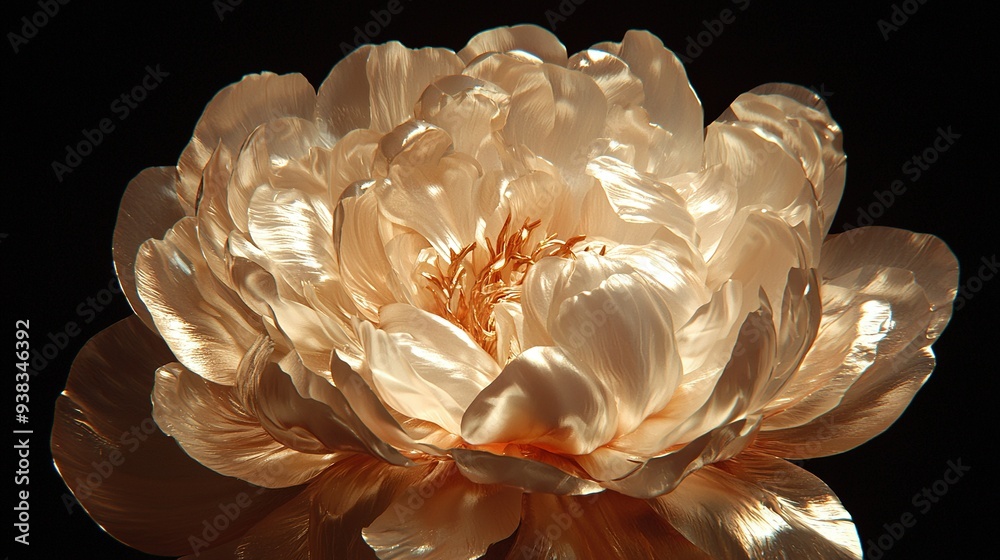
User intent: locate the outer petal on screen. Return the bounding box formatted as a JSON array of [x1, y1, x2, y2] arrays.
[[136, 217, 263, 384], [757, 228, 958, 457], [152, 361, 337, 488], [113, 166, 186, 332], [650, 452, 862, 559], [459, 24, 569, 65], [723, 83, 846, 234], [594, 30, 704, 176], [177, 72, 316, 212], [508, 491, 711, 559], [365, 42, 465, 132], [51, 317, 299, 557], [362, 462, 523, 560]]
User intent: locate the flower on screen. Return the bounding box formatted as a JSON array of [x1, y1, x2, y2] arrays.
[[52, 24, 958, 559]]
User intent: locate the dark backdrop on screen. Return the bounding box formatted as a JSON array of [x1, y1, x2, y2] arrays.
[[6, 1, 997, 558]]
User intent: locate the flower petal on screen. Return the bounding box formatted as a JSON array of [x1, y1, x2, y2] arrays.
[[152, 360, 337, 488], [509, 491, 711, 559], [460, 24, 569, 65], [136, 217, 264, 384], [462, 346, 618, 455], [595, 30, 703, 176], [650, 452, 862, 559], [52, 317, 300, 556], [362, 462, 522, 560], [113, 165, 186, 332], [551, 268, 684, 435], [725, 83, 846, 234], [452, 448, 603, 495], [365, 42, 465, 133], [248, 185, 337, 285], [177, 72, 315, 212]]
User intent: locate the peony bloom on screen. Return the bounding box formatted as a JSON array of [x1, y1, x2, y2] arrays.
[[52, 25, 958, 559]]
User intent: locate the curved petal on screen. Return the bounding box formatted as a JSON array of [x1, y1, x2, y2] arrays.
[[113, 166, 186, 332], [757, 347, 936, 459], [462, 346, 618, 455], [650, 452, 862, 559], [136, 217, 263, 384], [177, 72, 316, 212], [724, 83, 846, 234], [248, 185, 337, 285], [594, 30, 703, 176], [51, 317, 300, 557], [551, 270, 684, 435], [585, 154, 697, 242], [819, 227, 958, 339], [362, 462, 522, 560], [365, 42, 465, 132], [508, 491, 711, 559], [316, 45, 374, 137], [459, 24, 569, 65], [452, 448, 603, 495], [152, 361, 337, 488]]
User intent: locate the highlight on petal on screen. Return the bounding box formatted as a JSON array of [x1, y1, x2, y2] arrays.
[[135, 217, 263, 384], [362, 462, 522, 560], [113, 166, 186, 332], [177, 72, 316, 212], [462, 346, 618, 455], [460, 24, 569, 65], [650, 451, 863, 559]]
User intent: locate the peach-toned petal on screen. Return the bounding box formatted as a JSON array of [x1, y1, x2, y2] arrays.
[[52, 317, 300, 557], [366, 42, 465, 133], [363, 462, 523, 560], [726, 83, 846, 234], [756, 347, 936, 459], [509, 491, 711, 559], [152, 360, 338, 488], [113, 165, 186, 332], [136, 217, 263, 384], [585, 155, 697, 242], [453, 448, 603, 495], [650, 452, 862, 559], [595, 30, 703, 176], [462, 346, 618, 455], [177, 72, 315, 213], [819, 227, 958, 339], [551, 270, 683, 435], [459, 24, 568, 65], [316, 45, 374, 137]]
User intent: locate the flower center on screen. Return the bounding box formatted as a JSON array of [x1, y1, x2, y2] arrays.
[[422, 215, 588, 359]]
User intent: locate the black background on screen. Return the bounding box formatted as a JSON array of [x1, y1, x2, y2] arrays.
[[5, 0, 997, 558]]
